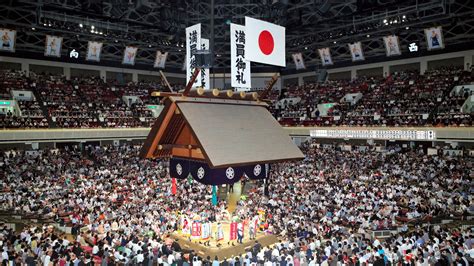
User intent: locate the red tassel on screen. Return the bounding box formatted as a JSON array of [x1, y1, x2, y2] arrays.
[[171, 178, 177, 195]]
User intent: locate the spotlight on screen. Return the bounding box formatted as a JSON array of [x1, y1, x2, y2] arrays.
[[367, 34, 370, 38], [79, 23, 83, 28], [31, 27, 35, 30], [99, 32, 103, 35], [114, 39, 118, 43], [48, 23, 52, 27], [91, 25, 95, 29], [406, 26, 410, 30], [402, 15, 406, 19], [333, 41, 337, 44], [148, 44, 152, 48], [91, 29, 94, 33], [394, 19, 398, 23], [304, 46, 308, 50], [383, 19, 387, 23]]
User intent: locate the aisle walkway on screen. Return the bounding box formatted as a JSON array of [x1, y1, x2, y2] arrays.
[[225, 181, 242, 213]]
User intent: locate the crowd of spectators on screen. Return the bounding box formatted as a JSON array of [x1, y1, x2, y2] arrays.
[[0, 70, 31, 99], [273, 67, 473, 127], [0, 71, 162, 129], [0, 66, 473, 129], [0, 140, 472, 265]]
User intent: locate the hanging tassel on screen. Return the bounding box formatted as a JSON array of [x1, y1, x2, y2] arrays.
[[211, 185, 217, 206], [171, 178, 177, 195]]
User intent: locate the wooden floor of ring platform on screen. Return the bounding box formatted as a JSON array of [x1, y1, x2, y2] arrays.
[[171, 232, 279, 260], [171, 181, 279, 260]]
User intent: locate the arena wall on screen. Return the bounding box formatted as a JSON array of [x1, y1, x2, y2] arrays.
[[0, 127, 473, 149]]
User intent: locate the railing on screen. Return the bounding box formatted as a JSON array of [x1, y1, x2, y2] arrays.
[[0, 126, 473, 144]]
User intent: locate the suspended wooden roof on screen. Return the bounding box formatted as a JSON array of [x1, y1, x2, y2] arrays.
[[140, 92, 304, 168]]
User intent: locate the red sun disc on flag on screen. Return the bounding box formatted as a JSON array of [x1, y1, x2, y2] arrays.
[[258, 30, 274, 55]]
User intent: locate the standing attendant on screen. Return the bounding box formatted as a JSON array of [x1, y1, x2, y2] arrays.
[[237, 222, 244, 244], [241, 176, 247, 193]]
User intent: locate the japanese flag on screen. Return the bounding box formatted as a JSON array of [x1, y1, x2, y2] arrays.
[[245, 17, 286, 67]]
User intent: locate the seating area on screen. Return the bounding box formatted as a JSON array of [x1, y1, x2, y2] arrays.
[[0, 141, 472, 265], [0, 70, 31, 99], [0, 71, 165, 129], [273, 67, 473, 127], [0, 66, 472, 129]]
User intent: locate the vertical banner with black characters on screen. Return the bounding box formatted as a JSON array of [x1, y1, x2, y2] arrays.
[[186, 23, 202, 87], [348, 42, 364, 61], [123, 46, 138, 65], [154, 51, 168, 69], [383, 35, 401, 56], [318, 48, 333, 66], [425, 26, 445, 51], [86, 41, 103, 62], [230, 23, 251, 90], [45, 35, 63, 57], [0, 29, 16, 53], [292, 53, 306, 70], [200, 38, 210, 90]]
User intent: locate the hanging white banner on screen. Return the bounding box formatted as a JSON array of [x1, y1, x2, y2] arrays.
[[122, 46, 138, 65], [86, 41, 103, 62], [348, 42, 365, 61], [230, 23, 251, 90], [383, 35, 401, 57], [318, 47, 333, 66], [292, 53, 306, 70], [186, 23, 202, 87], [45, 35, 63, 57], [200, 38, 210, 90], [0, 28, 16, 53], [424, 26, 445, 51], [154, 51, 168, 69]]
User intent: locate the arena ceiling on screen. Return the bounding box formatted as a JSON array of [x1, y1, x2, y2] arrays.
[[1, 0, 474, 73]]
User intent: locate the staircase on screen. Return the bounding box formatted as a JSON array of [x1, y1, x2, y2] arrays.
[[461, 95, 473, 113], [31, 90, 56, 128]]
